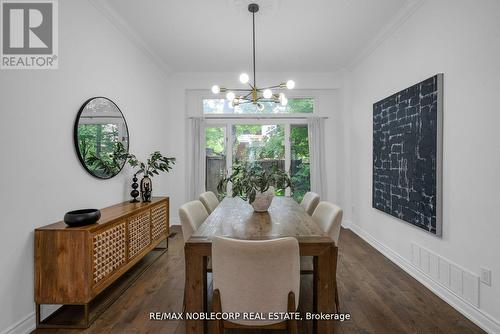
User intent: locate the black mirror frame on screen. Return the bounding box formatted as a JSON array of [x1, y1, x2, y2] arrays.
[[73, 96, 130, 180]]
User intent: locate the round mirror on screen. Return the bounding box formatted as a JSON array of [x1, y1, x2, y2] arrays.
[[74, 97, 130, 179]]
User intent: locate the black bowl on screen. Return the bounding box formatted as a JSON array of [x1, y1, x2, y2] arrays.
[[64, 209, 101, 227]]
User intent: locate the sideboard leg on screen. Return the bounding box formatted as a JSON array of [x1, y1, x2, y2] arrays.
[[154, 237, 169, 250], [84, 303, 90, 328], [35, 304, 41, 328]]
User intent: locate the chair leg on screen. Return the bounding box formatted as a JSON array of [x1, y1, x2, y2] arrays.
[[212, 289, 224, 334], [287, 291, 298, 334]]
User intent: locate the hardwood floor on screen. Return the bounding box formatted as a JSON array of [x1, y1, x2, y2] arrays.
[[34, 226, 485, 334]]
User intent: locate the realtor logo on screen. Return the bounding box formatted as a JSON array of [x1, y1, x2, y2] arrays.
[[1, 0, 58, 69]]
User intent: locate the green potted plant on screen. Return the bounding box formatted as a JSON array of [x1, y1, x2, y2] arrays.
[[126, 151, 176, 202], [217, 162, 292, 212]]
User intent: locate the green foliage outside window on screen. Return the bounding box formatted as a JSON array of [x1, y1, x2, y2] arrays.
[[205, 127, 225, 155], [291, 125, 310, 203]]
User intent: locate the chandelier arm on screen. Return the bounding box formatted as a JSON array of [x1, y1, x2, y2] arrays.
[[259, 84, 286, 90], [224, 88, 253, 92]]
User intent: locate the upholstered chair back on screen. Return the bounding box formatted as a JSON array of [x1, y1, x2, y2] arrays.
[[300, 191, 320, 216], [199, 191, 220, 214], [178, 200, 209, 242], [312, 202, 343, 244], [212, 236, 300, 326]]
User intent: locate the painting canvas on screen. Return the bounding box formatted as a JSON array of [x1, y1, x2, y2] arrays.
[[372, 74, 443, 236]]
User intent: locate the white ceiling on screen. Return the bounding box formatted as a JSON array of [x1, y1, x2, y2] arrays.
[[102, 0, 412, 73]]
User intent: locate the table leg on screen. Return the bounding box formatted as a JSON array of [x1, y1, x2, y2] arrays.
[[333, 246, 339, 313], [185, 245, 205, 334], [203, 256, 208, 334], [314, 244, 336, 334]]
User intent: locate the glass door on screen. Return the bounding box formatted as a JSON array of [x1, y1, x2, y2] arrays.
[[290, 124, 310, 202], [205, 121, 311, 202], [205, 126, 226, 196]]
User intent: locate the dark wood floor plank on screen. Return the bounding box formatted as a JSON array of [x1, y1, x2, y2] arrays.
[[33, 227, 485, 334]]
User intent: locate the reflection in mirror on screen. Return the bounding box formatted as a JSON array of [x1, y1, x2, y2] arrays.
[[74, 97, 129, 179]]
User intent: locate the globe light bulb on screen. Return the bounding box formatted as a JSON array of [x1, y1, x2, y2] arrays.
[[239, 73, 249, 84], [263, 89, 273, 99], [286, 80, 295, 90], [211, 85, 220, 94], [279, 93, 288, 106], [226, 91, 236, 101]]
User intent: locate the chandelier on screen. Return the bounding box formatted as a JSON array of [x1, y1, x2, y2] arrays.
[[211, 3, 295, 111]]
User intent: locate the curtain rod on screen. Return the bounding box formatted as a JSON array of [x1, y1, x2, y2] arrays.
[[188, 116, 329, 120]]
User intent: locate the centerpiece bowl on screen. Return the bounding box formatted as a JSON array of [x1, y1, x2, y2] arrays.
[[64, 209, 101, 227]]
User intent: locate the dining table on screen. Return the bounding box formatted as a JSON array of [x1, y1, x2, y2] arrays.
[[184, 196, 337, 334]]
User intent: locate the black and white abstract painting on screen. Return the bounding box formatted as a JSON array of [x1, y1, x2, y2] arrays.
[[372, 74, 443, 236]]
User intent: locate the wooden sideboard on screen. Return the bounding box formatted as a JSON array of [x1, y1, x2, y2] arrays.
[[35, 197, 169, 328]]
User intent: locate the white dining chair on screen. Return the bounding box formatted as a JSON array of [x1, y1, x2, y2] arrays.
[[199, 191, 219, 214], [179, 200, 210, 312], [178, 200, 209, 242], [211, 236, 300, 333], [300, 191, 320, 216], [312, 202, 343, 245], [301, 201, 343, 311]]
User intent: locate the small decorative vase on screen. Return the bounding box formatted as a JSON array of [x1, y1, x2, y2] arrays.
[[130, 174, 140, 203], [251, 187, 275, 212], [140, 175, 153, 202]]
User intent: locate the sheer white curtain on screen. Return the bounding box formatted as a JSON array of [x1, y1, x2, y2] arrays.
[[308, 117, 326, 199], [189, 117, 206, 200]]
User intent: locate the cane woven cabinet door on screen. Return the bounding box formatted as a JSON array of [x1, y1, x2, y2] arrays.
[[127, 211, 151, 260], [151, 202, 168, 241], [92, 222, 127, 285]]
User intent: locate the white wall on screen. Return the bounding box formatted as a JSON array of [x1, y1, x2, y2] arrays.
[[165, 72, 346, 224], [344, 0, 500, 331], [0, 0, 171, 332]]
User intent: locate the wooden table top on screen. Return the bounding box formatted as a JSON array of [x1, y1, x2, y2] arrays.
[[190, 196, 330, 242]]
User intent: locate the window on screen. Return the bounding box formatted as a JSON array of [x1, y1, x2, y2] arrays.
[[233, 124, 286, 196], [205, 126, 226, 195], [232, 124, 284, 165], [203, 98, 314, 114], [203, 98, 313, 202], [290, 125, 310, 202]]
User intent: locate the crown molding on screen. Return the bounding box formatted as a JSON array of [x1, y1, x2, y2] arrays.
[[346, 0, 427, 72], [87, 0, 173, 78], [87, 0, 426, 78]]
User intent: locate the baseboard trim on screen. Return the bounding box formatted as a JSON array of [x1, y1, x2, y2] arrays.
[[1, 312, 35, 334], [342, 220, 500, 334]]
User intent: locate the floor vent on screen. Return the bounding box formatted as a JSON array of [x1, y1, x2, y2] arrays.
[[411, 243, 479, 307]]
